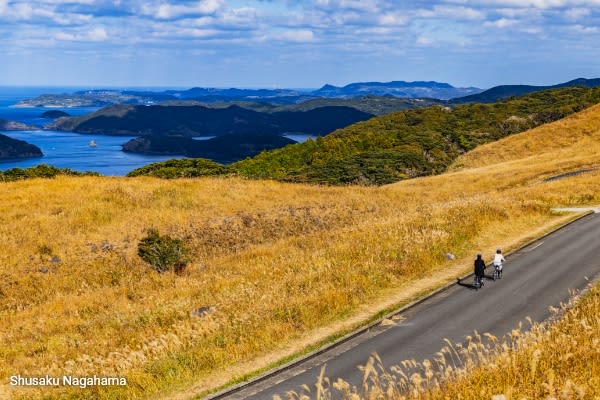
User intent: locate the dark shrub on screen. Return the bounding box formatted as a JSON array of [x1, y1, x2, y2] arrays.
[[138, 229, 189, 274]]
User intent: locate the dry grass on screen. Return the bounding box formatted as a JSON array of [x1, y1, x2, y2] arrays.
[[304, 282, 600, 400], [1, 104, 600, 399], [451, 102, 600, 170]]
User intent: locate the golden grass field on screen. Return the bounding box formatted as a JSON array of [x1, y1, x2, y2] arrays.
[[1, 104, 600, 399]]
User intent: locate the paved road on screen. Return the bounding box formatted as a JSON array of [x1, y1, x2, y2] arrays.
[[211, 213, 600, 400]]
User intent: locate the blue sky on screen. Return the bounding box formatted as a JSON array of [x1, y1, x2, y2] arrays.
[[1, 0, 599, 89]]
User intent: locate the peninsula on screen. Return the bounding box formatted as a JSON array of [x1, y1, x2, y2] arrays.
[[0, 133, 43, 160]]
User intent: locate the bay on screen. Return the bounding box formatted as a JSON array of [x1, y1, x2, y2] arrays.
[[0, 130, 185, 176], [0, 87, 313, 176]]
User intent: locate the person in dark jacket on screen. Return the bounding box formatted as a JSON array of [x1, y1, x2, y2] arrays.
[[474, 253, 486, 288]]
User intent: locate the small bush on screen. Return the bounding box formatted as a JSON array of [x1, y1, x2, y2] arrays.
[[137, 229, 189, 274]]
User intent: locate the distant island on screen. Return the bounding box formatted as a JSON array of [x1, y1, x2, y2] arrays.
[[41, 110, 70, 119], [0, 133, 43, 160], [311, 81, 482, 100], [123, 133, 297, 164], [15, 80, 483, 108], [0, 118, 37, 131]]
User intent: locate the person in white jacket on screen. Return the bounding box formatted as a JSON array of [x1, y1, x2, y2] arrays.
[[493, 249, 505, 278]]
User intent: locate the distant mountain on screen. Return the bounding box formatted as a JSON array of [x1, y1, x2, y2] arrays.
[[49, 105, 374, 137], [123, 133, 297, 164], [166, 87, 301, 99], [452, 78, 600, 104], [16, 80, 483, 109], [0, 132, 43, 160], [311, 81, 483, 100]]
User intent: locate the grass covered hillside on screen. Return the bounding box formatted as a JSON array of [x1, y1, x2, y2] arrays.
[[1, 104, 600, 400], [129, 86, 600, 184]]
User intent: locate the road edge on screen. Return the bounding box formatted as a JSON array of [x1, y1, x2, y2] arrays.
[[202, 210, 594, 400]]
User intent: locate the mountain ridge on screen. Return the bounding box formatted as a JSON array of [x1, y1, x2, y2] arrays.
[[452, 77, 600, 103], [49, 105, 374, 137]]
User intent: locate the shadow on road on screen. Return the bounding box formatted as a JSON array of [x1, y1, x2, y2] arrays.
[[457, 273, 496, 290], [456, 278, 478, 290]]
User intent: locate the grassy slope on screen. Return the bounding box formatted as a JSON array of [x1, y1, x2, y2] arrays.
[[452, 100, 600, 170], [1, 105, 600, 399]]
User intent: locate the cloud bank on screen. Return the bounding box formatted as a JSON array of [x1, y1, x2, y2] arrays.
[[1, 0, 599, 87]]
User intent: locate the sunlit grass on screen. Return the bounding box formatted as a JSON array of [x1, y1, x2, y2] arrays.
[[1, 104, 600, 399], [304, 282, 600, 400]]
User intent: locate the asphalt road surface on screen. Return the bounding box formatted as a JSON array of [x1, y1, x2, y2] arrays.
[[211, 212, 600, 400]]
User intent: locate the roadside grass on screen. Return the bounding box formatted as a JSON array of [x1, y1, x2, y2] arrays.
[[307, 280, 600, 400], [1, 104, 600, 399]]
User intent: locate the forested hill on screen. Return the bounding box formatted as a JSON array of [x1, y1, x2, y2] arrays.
[[128, 86, 600, 184], [451, 77, 600, 104], [50, 104, 373, 137], [0, 133, 43, 160]]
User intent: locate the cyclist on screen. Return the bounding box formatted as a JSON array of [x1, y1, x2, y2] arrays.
[[474, 253, 486, 288], [493, 248, 505, 279]]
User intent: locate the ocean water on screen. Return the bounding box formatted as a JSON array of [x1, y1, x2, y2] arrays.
[[0, 87, 312, 176]]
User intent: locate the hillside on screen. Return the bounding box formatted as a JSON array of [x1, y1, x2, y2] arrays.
[[157, 96, 443, 116], [265, 96, 443, 115], [1, 101, 600, 400], [0, 133, 43, 159], [452, 101, 600, 170], [129, 86, 600, 183], [49, 104, 373, 137], [451, 77, 600, 104], [122, 133, 296, 164]]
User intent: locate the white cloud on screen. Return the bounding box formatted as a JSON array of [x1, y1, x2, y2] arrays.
[[565, 7, 590, 20], [0, 1, 91, 24], [314, 0, 380, 13], [473, 0, 600, 9], [279, 29, 315, 42], [417, 6, 486, 20], [416, 36, 435, 45], [142, 0, 224, 19], [484, 17, 518, 28], [495, 7, 541, 18], [379, 12, 407, 26], [571, 23, 598, 33], [152, 26, 221, 38], [55, 27, 109, 42], [88, 27, 108, 41], [521, 26, 543, 34]]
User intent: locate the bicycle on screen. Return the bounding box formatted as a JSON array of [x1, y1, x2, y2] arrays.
[[492, 264, 503, 280], [474, 274, 484, 289]]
